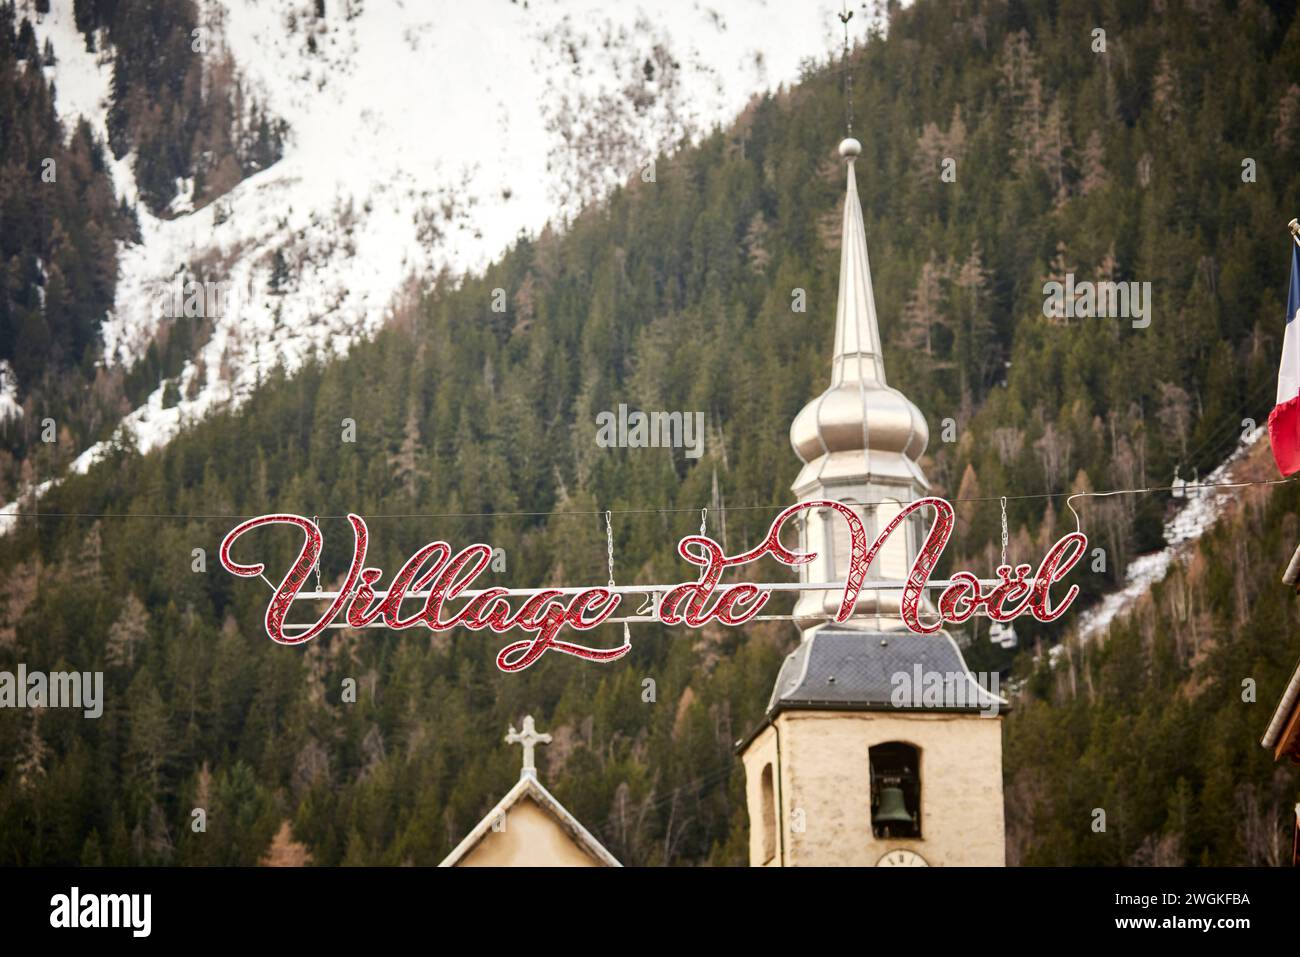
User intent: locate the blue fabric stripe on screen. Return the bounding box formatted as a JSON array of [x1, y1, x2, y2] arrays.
[[1289, 242, 1300, 325]]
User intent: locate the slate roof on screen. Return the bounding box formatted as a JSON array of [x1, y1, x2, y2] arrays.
[[763, 626, 1006, 715]]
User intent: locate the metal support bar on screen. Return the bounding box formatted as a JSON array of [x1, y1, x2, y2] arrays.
[[291, 579, 1000, 601], [277, 579, 1003, 634]]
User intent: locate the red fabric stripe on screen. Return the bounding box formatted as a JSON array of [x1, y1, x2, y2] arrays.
[[1269, 395, 1300, 476]]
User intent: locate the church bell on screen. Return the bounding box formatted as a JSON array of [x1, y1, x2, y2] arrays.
[[874, 786, 915, 832]]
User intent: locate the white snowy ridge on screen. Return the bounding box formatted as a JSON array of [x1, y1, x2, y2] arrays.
[[1066, 427, 1268, 650], [4, 0, 855, 531]]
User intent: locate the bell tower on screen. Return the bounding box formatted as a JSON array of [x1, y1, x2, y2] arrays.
[[737, 138, 1006, 867]]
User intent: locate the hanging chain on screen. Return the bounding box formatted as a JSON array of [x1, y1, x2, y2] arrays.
[[700, 507, 708, 538], [999, 496, 1009, 568], [605, 510, 615, 588]]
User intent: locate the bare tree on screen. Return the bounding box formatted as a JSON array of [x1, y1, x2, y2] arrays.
[[1156, 381, 1192, 460], [1034, 422, 1072, 492], [107, 593, 151, 670], [902, 253, 947, 356], [1080, 130, 1109, 196], [992, 426, 1025, 467], [1151, 53, 1180, 126]]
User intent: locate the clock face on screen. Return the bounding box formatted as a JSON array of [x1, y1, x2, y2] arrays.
[[877, 849, 928, 867]]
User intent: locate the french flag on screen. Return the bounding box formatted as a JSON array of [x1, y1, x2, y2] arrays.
[[1269, 242, 1300, 476]]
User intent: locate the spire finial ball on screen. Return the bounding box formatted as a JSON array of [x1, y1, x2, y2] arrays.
[[839, 137, 861, 158]]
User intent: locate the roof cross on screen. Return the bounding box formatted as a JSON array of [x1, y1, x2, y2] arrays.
[[506, 715, 552, 780]]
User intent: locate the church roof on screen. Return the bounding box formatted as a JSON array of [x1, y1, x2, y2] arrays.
[[736, 626, 1005, 750], [438, 773, 621, 867]]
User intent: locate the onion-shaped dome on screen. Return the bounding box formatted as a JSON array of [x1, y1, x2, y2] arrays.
[[791, 381, 928, 463]]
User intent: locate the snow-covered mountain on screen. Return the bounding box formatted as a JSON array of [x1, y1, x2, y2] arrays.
[[6, 0, 857, 524]]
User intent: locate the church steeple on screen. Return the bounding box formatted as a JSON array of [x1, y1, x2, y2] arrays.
[[829, 137, 887, 389], [787, 138, 931, 633], [737, 141, 1005, 870], [790, 139, 928, 473]]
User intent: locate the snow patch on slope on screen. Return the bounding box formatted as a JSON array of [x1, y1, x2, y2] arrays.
[[4, 0, 851, 530], [1072, 428, 1267, 643]]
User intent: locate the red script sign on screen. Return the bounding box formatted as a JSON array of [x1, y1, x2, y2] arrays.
[[219, 498, 1086, 671]]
